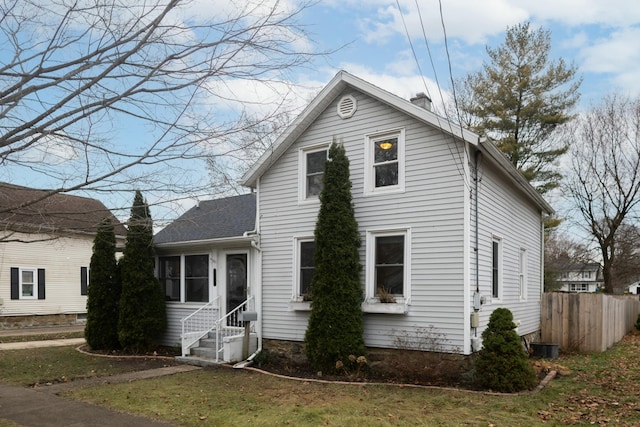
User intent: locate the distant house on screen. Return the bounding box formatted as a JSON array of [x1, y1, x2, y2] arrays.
[[556, 263, 604, 293], [625, 281, 640, 295], [0, 183, 126, 327], [157, 71, 553, 362]]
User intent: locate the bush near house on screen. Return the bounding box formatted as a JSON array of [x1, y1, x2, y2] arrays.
[[474, 307, 537, 392], [85, 217, 121, 350], [304, 142, 365, 373], [118, 191, 166, 353]]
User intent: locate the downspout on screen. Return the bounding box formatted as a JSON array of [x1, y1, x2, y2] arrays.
[[471, 148, 482, 347]]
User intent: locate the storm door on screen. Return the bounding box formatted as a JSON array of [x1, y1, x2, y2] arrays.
[[226, 253, 247, 315]]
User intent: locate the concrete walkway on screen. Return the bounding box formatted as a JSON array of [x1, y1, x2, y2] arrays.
[[0, 325, 198, 426]]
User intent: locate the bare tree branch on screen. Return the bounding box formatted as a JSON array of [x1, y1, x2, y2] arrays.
[[564, 94, 640, 293]]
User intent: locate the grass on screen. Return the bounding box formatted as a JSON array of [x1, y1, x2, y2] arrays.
[[2, 333, 640, 425], [0, 345, 172, 386]]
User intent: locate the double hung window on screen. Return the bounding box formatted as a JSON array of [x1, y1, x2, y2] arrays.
[[365, 129, 405, 195], [299, 147, 328, 201], [366, 229, 410, 303]]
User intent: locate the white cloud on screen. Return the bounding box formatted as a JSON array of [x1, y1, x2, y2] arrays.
[[579, 27, 640, 95]]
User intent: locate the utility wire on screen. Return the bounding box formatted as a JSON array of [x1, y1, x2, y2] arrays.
[[396, 0, 469, 189]]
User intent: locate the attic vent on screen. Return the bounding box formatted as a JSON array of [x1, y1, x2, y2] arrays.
[[337, 95, 357, 119]]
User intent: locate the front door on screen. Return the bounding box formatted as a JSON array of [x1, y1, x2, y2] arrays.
[[226, 253, 247, 315]]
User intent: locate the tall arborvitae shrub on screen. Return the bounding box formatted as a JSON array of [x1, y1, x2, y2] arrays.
[[118, 191, 166, 353], [304, 142, 365, 373], [85, 217, 121, 350], [475, 308, 537, 392]]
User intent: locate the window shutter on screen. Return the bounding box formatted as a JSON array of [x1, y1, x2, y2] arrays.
[[80, 267, 88, 295], [10, 267, 18, 300], [37, 268, 45, 300]]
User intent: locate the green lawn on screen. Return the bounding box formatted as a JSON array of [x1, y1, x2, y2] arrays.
[[2, 332, 640, 426]]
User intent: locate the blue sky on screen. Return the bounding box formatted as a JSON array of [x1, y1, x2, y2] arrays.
[[290, 0, 639, 111], [4, 0, 639, 229]]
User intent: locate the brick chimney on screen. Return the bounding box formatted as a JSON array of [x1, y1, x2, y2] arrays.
[[410, 92, 431, 111]]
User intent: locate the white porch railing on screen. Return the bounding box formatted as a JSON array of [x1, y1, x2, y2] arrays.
[[181, 296, 220, 357], [213, 296, 256, 362]]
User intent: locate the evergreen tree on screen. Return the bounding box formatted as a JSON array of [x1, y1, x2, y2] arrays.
[[85, 217, 121, 350], [118, 190, 166, 353], [475, 308, 537, 392], [455, 22, 581, 194], [304, 142, 365, 372]]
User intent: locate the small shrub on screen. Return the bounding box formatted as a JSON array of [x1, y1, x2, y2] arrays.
[[252, 349, 275, 367], [474, 308, 537, 392], [335, 355, 367, 379]]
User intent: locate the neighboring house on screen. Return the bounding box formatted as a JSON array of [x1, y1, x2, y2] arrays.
[[0, 183, 126, 327], [625, 281, 640, 295], [556, 263, 604, 293], [158, 71, 553, 361]]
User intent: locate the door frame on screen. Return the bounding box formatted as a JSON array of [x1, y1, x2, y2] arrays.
[[218, 249, 251, 315]]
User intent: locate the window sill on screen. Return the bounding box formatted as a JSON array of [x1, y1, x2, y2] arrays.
[[361, 301, 408, 314], [288, 301, 312, 311]]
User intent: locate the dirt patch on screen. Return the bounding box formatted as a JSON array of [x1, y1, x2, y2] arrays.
[[252, 341, 549, 391]]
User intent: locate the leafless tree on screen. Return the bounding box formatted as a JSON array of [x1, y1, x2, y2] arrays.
[[564, 94, 640, 293], [0, 0, 321, 230]]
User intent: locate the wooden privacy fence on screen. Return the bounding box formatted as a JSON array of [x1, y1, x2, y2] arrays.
[[541, 292, 640, 353]]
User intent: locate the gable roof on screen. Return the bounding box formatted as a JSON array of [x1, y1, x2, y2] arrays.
[[0, 182, 127, 237], [241, 70, 553, 214], [154, 193, 256, 245]]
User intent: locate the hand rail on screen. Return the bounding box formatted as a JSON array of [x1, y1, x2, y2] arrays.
[[180, 296, 220, 357], [214, 296, 255, 361]]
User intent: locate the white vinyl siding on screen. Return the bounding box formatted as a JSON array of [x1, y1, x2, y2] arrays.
[[474, 155, 544, 340], [258, 89, 467, 352], [0, 231, 110, 316]]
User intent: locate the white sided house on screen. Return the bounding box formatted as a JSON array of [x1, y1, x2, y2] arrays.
[[242, 71, 553, 356], [161, 71, 553, 362], [153, 194, 259, 361], [0, 183, 126, 327]]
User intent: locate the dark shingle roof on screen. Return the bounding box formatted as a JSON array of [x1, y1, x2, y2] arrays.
[[154, 193, 256, 244], [0, 182, 126, 236]]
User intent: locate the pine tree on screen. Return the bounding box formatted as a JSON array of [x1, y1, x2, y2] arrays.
[[85, 217, 121, 350], [304, 142, 365, 372], [118, 190, 166, 353], [455, 22, 581, 194], [475, 308, 537, 392]]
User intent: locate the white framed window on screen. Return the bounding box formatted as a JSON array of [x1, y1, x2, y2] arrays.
[[10, 267, 45, 300], [159, 256, 181, 302], [185, 254, 209, 303], [292, 237, 315, 301], [21, 268, 37, 299], [298, 145, 328, 202], [492, 237, 502, 300], [519, 248, 527, 300], [569, 283, 589, 292], [364, 129, 405, 195], [158, 254, 209, 303], [582, 271, 591, 279], [365, 229, 411, 303]]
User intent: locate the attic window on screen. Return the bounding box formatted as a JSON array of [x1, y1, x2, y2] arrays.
[[337, 95, 357, 119]]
